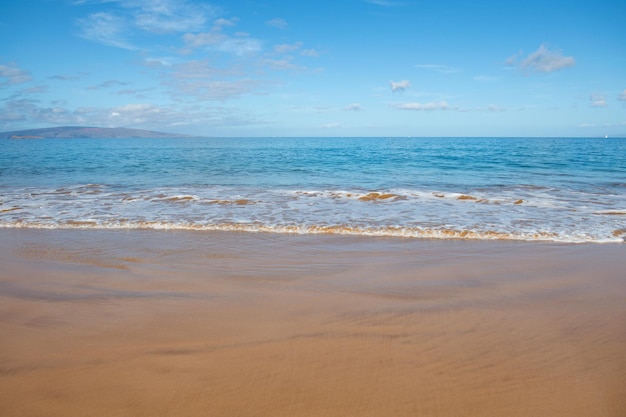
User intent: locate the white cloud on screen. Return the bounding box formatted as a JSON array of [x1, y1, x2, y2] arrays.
[[619, 89, 626, 101], [390, 80, 410, 92], [510, 44, 575, 73], [0, 62, 32, 85], [322, 122, 342, 128], [393, 101, 449, 111], [266, 18, 287, 29], [590, 93, 607, 108]]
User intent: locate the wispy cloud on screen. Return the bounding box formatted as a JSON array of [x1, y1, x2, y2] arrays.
[[344, 104, 362, 111], [321, 122, 342, 128], [619, 89, 626, 102], [182, 25, 262, 57], [261, 57, 302, 71], [0, 99, 32, 122], [0, 62, 32, 85], [142, 56, 182, 67], [214, 17, 237, 28], [301, 49, 320, 58], [393, 101, 449, 111], [266, 43, 317, 68], [266, 18, 287, 29], [76, 0, 217, 49], [390, 80, 410, 92], [577, 121, 626, 129], [364, 0, 404, 6], [392, 101, 502, 112], [457, 104, 506, 112], [77, 12, 136, 49], [19, 85, 49, 94], [167, 59, 234, 79], [88, 101, 257, 129], [56, 1, 328, 132], [182, 31, 224, 48], [0, 98, 257, 130], [486, 104, 505, 112], [273, 42, 302, 55], [473, 75, 499, 82], [414, 64, 459, 74], [165, 59, 269, 101], [590, 93, 606, 107], [87, 80, 129, 90], [116, 87, 155, 98], [132, 0, 215, 33], [0, 98, 75, 125], [216, 36, 262, 56], [49, 72, 88, 81], [507, 44, 575, 73]]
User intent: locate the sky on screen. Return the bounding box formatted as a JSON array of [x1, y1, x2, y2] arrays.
[[1, 0, 625, 137]]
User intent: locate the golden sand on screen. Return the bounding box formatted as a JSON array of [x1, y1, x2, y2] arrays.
[[1, 229, 625, 416]]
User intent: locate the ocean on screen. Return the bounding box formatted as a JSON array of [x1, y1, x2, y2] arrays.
[[1, 136, 625, 243]]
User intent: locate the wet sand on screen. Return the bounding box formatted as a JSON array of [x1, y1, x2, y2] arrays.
[[1, 229, 625, 417]]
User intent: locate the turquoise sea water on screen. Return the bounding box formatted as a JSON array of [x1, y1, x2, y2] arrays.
[[1, 137, 625, 243]]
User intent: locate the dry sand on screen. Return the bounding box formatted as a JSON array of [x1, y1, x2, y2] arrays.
[[1, 229, 625, 416]]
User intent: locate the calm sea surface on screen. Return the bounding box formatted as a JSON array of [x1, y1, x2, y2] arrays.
[[1, 137, 625, 243]]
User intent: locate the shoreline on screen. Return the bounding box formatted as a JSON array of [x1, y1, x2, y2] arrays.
[[1, 228, 625, 416], [2, 224, 624, 244]]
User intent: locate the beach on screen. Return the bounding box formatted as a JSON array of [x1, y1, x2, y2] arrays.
[[1, 228, 624, 416]]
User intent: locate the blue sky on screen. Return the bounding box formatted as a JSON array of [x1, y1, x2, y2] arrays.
[[1, 0, 625, 137]]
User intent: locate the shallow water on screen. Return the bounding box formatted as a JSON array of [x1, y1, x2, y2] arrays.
[[1, 137, 625, 242]]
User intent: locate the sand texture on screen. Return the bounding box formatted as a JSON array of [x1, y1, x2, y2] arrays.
[[1, 229, 625, 416]]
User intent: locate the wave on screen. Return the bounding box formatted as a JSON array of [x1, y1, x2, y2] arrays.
[[1, 220, 623, 243], [2, 184, 625, 244]]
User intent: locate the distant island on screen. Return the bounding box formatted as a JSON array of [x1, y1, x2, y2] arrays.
[[0, 126, 196, 139]]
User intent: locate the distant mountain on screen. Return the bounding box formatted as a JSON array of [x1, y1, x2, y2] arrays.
[[0, 126, 196, 139]]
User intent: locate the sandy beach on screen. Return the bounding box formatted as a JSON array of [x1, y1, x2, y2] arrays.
[[1, 228, 625, 416]]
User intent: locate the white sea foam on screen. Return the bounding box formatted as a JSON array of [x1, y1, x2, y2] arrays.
[[1, 184, 625, 243]]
